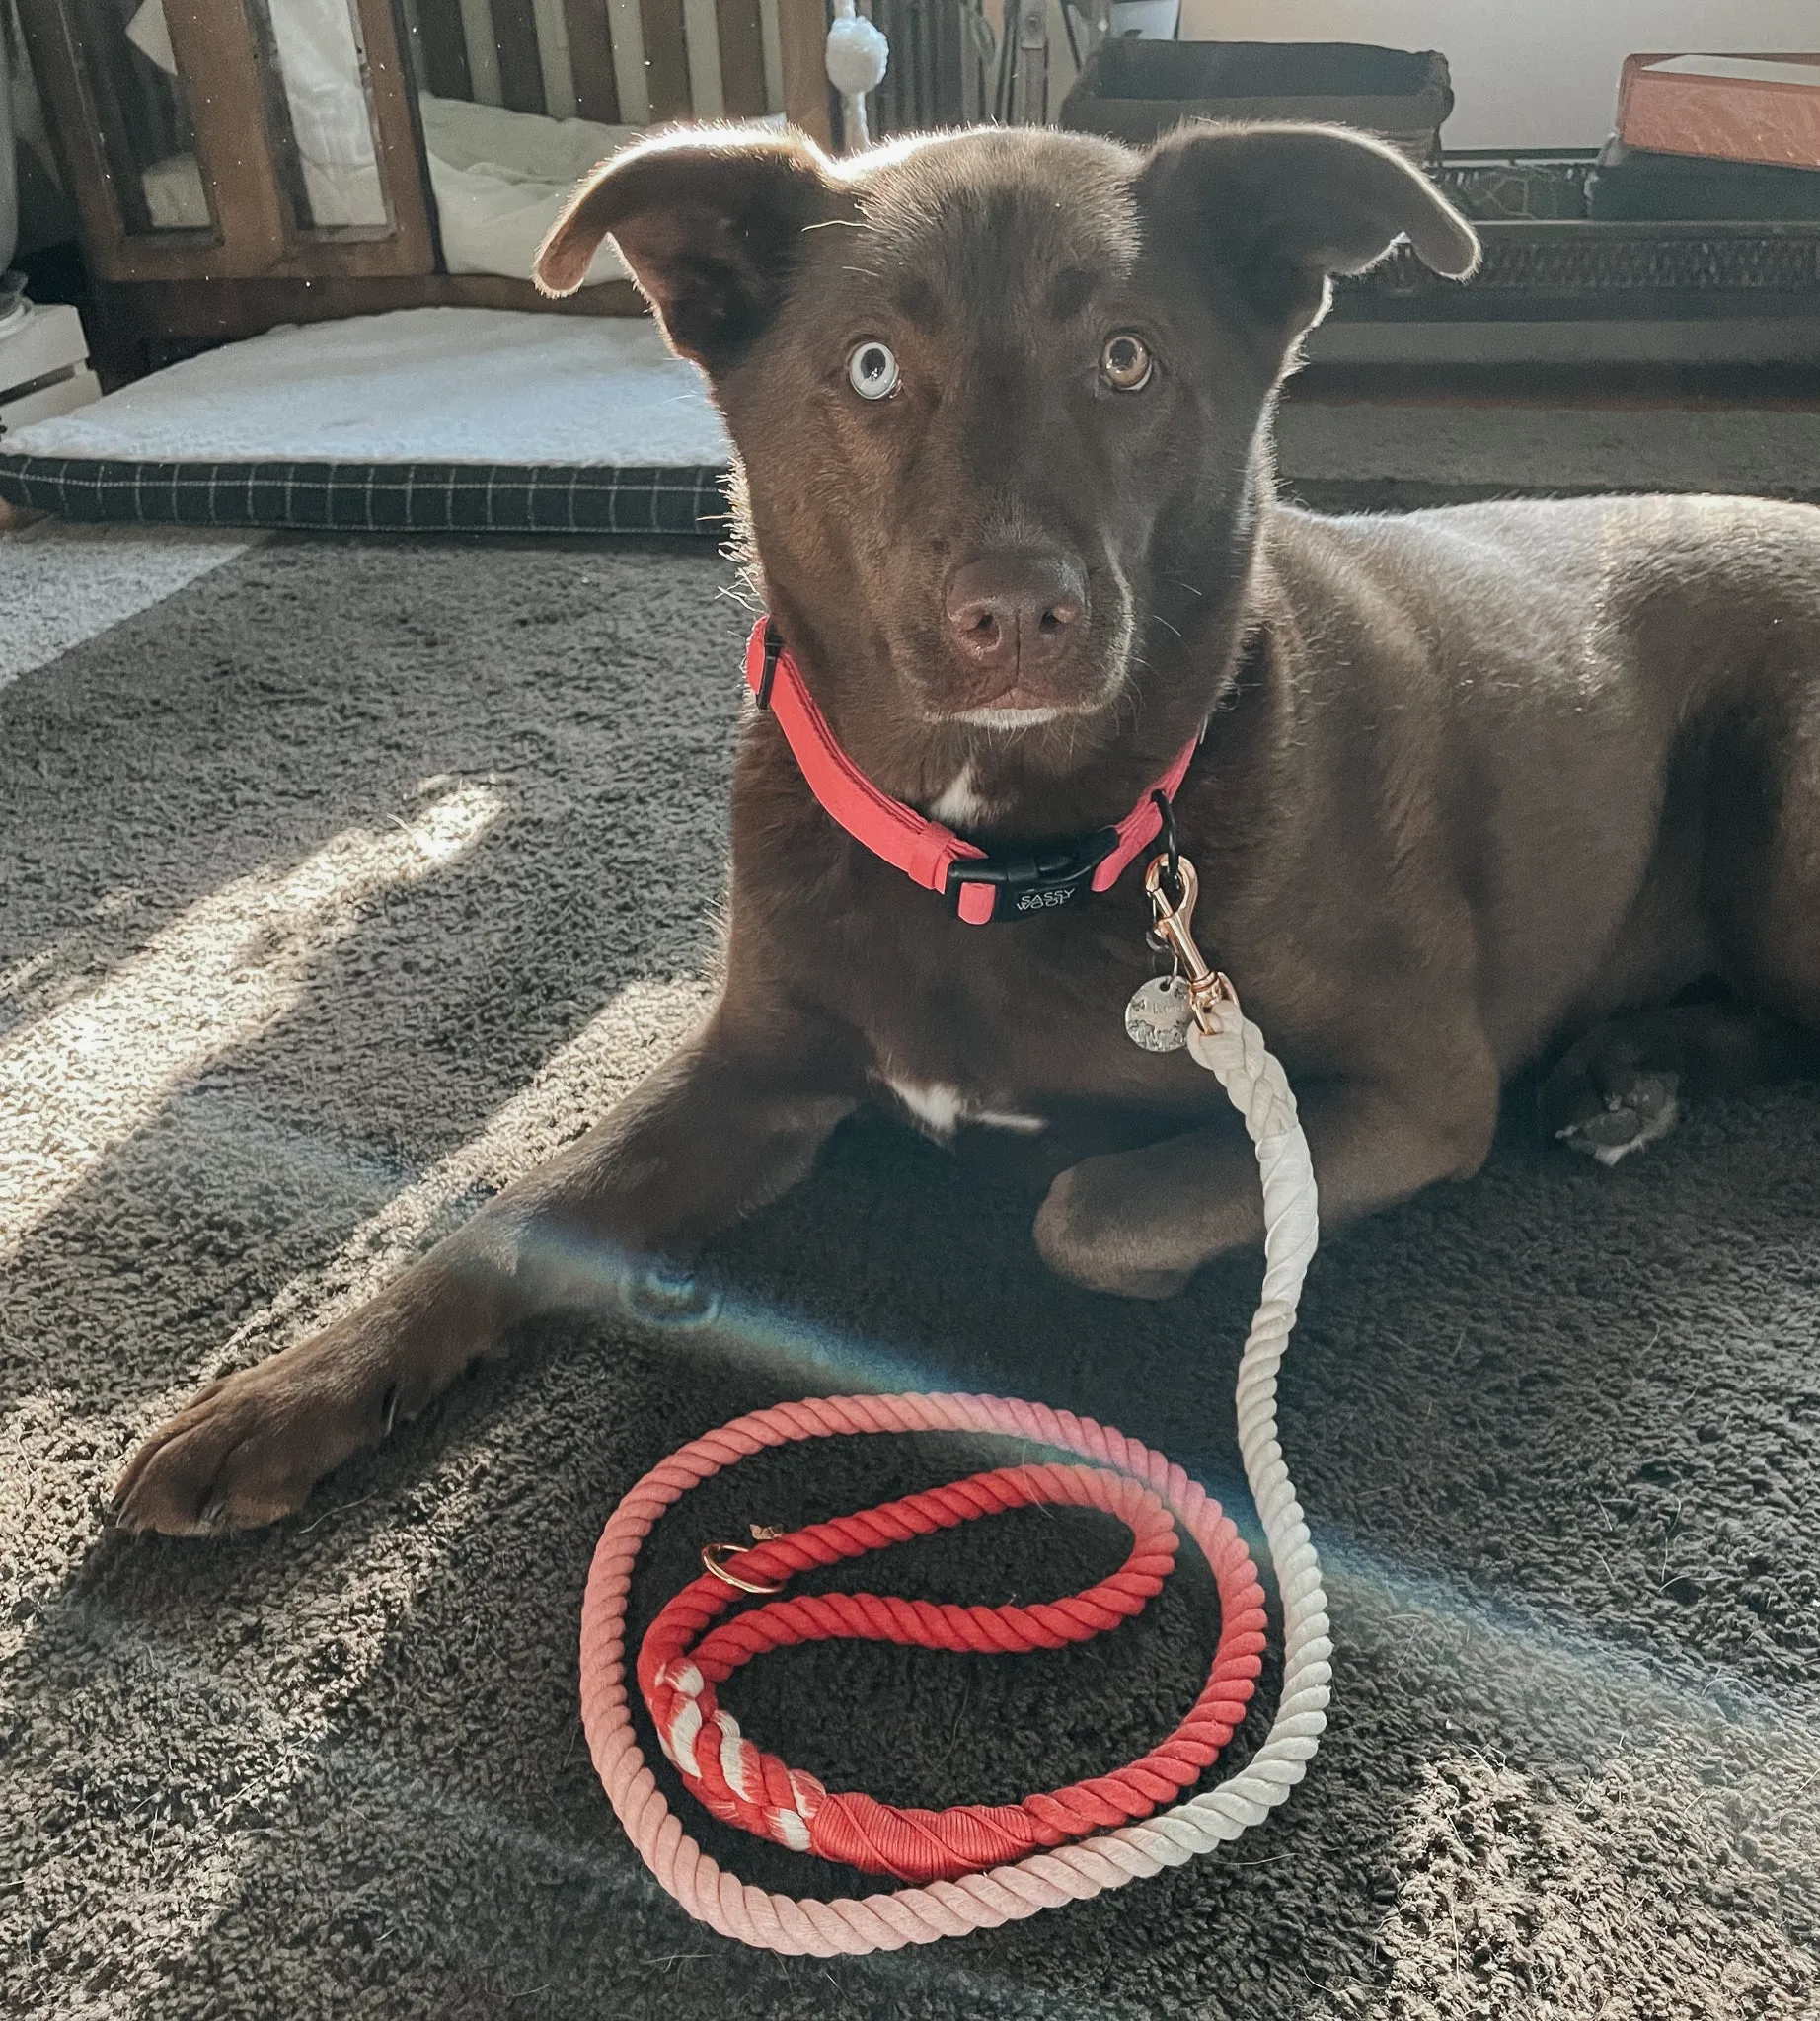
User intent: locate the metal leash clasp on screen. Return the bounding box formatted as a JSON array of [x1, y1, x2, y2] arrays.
[[1144, 854, 1239, 1036], [701, 1524, 788, 1596]]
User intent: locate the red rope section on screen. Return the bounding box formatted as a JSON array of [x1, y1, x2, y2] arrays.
[[628, 1435, 1266, 1886]]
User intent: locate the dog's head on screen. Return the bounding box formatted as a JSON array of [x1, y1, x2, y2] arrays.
[[537, 123, 1476, 804]]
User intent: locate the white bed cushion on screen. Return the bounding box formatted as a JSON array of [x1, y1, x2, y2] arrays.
[[4, 308, 730, 466], [419, 94, 639, 287]]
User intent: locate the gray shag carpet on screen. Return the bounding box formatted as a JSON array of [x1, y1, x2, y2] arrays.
[[3, 521, 1817, 2021]]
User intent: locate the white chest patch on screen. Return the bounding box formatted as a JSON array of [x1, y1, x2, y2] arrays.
[[927, 768, 988, 829], [884, 1079, 1046, 1141]]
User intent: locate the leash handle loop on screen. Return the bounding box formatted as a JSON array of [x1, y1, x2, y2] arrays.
[[639, 1460, 1264, 1884]]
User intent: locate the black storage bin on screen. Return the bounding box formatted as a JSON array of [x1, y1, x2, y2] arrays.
[[1588, 139, 1820, 223], [1057, 41, 1453, 159]]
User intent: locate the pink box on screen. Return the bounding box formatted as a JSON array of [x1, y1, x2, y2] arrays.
[[1618, 52, 1820, 172]]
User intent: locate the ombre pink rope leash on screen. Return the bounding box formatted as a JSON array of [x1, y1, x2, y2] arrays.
[[578, 994, 1331, 1955], [638, 1448, 1267, 1884]]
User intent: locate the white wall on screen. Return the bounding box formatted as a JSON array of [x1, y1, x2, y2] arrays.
[[1174, 3, 1820, 148]]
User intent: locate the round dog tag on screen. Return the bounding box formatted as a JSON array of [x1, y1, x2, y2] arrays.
[[1125, 973, 1192, 1052]]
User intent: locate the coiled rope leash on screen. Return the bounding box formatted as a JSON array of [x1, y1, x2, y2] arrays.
[[578, 846, 1327, 1953]]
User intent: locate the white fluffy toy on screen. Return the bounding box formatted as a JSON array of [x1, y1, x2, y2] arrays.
[[825, 0, 889, 147]]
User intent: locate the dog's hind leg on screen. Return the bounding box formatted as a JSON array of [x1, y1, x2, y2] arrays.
[[1541, 999, 1819, 1164], [1034, 1058, 1499, 1299], [114, 1016, 857, 1535]]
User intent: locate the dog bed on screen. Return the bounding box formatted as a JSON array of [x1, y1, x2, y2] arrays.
[[0, 309, 732, 535]]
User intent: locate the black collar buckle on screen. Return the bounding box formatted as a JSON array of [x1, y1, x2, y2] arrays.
[[755, 624, 785, 711], [944, 826, 1120, 923]]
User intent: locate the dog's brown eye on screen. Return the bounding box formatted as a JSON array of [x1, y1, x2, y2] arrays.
[[847, 339, 900, 401], [1100, 333, 1153, 392]]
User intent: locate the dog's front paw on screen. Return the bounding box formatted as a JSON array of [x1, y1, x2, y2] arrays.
[[1034, 1160, 1195, 1301], [114, 1321, 402, 1536], [1548, 1068, 1682, 1168]]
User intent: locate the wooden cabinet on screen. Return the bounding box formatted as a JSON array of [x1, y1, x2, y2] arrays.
[[19, 0, 437, 282], [17, 0, 837, 358]]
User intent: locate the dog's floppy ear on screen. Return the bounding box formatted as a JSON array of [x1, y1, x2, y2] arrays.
[[1137, 122, 1479, 345], [534, 127, 844, 372]]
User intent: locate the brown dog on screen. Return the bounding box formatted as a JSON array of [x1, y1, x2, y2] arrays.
[[116, 121, 1820, 1535]]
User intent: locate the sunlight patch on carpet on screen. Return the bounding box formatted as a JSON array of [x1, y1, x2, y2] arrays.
[[0, 522, 263, 691], [1374, 1747, 1819, 2018], [193, 974, 712, 1382], [0, 784, 504, 1255]]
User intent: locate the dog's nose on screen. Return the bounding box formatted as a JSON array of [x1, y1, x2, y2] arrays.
[[944, 556, 1087, 673]]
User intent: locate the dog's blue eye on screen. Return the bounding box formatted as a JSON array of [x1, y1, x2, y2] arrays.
[[1101, 333, 1153, 392], [847, 340, 900, 401]]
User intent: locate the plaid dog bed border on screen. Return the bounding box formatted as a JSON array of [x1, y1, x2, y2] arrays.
[[0, 456, 731, 536]]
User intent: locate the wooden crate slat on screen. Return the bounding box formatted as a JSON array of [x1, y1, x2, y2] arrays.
[[161, 0, 288, 262], [758, 0, 785, 113], [490, 0, 550, 112], [416, 0, 475, 98], [717, 0, 768, 117], [681, 0, 725, 115], [350, 0, 440, 275], [776, 0, 832, 143], [15, 0, 157, 273], [527, 0, 578, 113], [640, 0, 693, 121], [605, 0, 650, 121], [563, 0, 622, 120]]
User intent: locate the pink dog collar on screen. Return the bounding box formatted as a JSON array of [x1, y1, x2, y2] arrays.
[[744, 620, 1199, 925]]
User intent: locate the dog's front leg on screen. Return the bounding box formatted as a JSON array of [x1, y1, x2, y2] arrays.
[[114, 1017, 856, 1535], [1034, 1070, 1498, 1299]]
